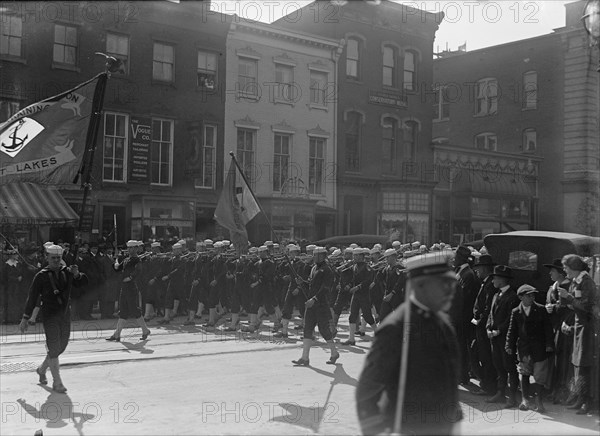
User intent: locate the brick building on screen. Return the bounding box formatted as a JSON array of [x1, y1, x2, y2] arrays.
[[277, 0, 443, 244], [432, 0, 599, 242], [0, 1, 231, 246]]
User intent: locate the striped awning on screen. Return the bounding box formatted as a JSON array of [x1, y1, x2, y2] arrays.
[[0, 182, 79, 225]]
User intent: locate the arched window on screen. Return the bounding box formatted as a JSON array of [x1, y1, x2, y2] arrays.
[[403, 50, 417, 91], [346, 38, 360, 79], [383, 45, 396, 87]]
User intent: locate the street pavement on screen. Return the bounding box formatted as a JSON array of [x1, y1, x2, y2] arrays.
[[1, 315, 599, 436]]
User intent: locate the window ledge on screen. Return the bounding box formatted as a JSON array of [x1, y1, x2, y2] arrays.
[[0, 55, 27, 65], [196, 86, 217, 94], [152, 80, 176, 88], [433, 118, 450, 123], [472, 113, 497, 118], [521, 107, 537, 111], [382, 85, 400, 92], [195, 186, 215, 190], [51, 62, 80, 73], [308, 103, 328, 111], [238, 92, 260, 101], [346, 77, 364, 85]]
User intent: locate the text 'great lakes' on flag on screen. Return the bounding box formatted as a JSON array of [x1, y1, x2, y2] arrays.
[[0, 74, 104, 184], [214, 157, 261, 242]]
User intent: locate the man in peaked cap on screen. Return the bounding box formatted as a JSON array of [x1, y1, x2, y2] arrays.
[[356, 251, 462, 436], [20, 245, 88, 393], [485, 265, 520, 408]]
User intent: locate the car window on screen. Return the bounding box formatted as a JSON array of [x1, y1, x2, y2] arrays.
[[508, 250, 537, 271]]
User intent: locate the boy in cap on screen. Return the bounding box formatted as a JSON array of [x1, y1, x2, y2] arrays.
[[19, 245, 88, 392], [506, 284, 553, 412], [356, 251, 462, 435]]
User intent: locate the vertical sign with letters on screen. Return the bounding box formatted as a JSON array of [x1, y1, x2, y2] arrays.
[[129, 117, 151, 183]]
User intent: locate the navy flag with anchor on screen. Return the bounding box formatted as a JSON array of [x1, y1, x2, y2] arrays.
[[0, 74, 102, 184]]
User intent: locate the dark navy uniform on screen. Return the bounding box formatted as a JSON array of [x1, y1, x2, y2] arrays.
[[303, 260, 335, 341], [114, 256, 142, 319]]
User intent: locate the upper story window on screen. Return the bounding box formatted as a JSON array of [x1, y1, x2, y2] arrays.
[[310, 70, 328, 106], [523, 71, 537, 110], [474, 132, 497, 151], [475, 78, 498, 116], [103, 112, 128, 182], [403, 50, 417, 92], [382, 117, 398, 174], [1, 15, 23, 58], [273, 133, 291, 192], [153, 42, 174, 82], [346, 38, 360, 79], [237, 128, 256, 186], [106, 33, 129, 75], [403, 120, 418, 162], [433, 86, 450, 121], [382, 45, 396, 87], [151, 118, 173, 185], [197, 50, 217, 90], [274, 63, 294, 102], [194, 124, 217, 189], [309, 136, 326, 195], [238, 57, 258, 97], [345, 111, 361, 172], [53, 24, 77, 65], [523, 128, 536, 152]]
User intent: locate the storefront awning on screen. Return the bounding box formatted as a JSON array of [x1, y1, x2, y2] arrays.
[[0, 182, 79, 225]]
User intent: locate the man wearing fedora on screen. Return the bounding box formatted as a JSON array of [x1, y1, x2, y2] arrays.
[[471, 254, 498, 395], [506, 284, 554, 412], [486, 265, 520, 408]]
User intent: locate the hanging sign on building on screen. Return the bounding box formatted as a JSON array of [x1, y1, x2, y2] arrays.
[[129, 117, 151, 183], [368, 89, 407, 108]]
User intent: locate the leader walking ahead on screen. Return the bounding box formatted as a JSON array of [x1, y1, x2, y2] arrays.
[[356, 251, 462, 435]]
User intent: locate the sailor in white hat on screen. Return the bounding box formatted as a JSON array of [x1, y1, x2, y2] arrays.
[[273, 244, 306, 338], [356, 251, 461, 436], [331, 247, 356, 328], [19, 244, 88, 393], [157, 242, 184, 324], [291, 247, 339, 366], [106, 240, 151, 343], [342, 247, 377, 346], [377, 248, 405, 322]]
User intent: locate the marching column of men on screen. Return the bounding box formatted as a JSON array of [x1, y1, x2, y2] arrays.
[[12, 235, 597, 421]]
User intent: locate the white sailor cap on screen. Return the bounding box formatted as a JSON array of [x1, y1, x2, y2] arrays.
[[126, 240, 137, 248], [137, 240, 145, 247], [353, 247, 366, 255], [306, 244, 316, 251], [273, 243, 279, 248], [349, 243, 358, 249], [313, 246, 326, 254], [373, 243, 382, 250], [264, 240, 274, 247], [213, 241, 223, 248], [249, 247, 258, 253], [383, 248, 397, 258], [204, 239, 214, 245], [222, 240, 230, 246], [44, 241, 54, 247], [411, 241, 421, 248], [330, 249, 342, 257], [344, 247, 354, 254], [196, 241, 205, 248], [392, 240, 401, 248], [370, 246, 381, 254], [172, 243, 182, 250], [405, 252, 455, 280], [151, 242, 161, 248], [287, 244, 300, 252], [258, 245, 268, 252], [46, 244, 64, 255]]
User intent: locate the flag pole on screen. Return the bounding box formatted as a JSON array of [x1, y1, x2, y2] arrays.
[[392, 281, 413, 435], [76, 71, 108, 237], [228, 152, 308, 298]]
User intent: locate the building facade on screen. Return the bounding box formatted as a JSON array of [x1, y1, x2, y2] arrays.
[[223, 20, 342, 243], [433, 0, 599, 242], [277, 0, 443, 245], [0, 1, 231, 246]]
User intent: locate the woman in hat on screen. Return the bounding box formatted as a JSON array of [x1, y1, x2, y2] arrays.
[[1, 248, 26, 323], [559, 254, 596, 415], [543, 258, 573, 404]]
